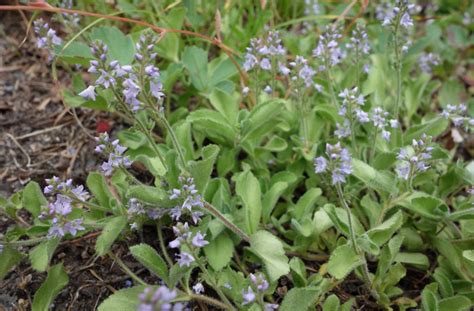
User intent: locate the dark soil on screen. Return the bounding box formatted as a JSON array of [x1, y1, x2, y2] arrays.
[[0, 10, 150, 311]]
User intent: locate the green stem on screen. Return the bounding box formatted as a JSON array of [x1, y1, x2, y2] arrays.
[[203, 202, 250, 242], [393, 21, 402, 122], [184, 293, 231, 310], [108, 252, 147, 286], [1, 237, 46, 246], [335, 183, 379, 301], [159, 114, 187, 170], [187, 245, 236, 311], [300, 95, 310, 150], [156, 221, 173, 267]]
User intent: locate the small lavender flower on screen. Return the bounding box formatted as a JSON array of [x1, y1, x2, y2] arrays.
[[191, 231, 209, 248], [395, 134, 434, 180], [176, 252, 195, 267], [78, 85, 97, 101], [59, 0, 80, 27], [314, 142, 352, 184], [265, 304, 279, 311], [192, 283, 205, 294], [418, 53, 440, 74], [372, 107, 396, 142], [95, 134, 132, 176], [128, 198, 146, 216], [33, 19, 62, 60], [242, 286, 256, 305], [302, 0, 320, 33], [378, 0, 415, 29], [440, 104, 473, 132], [289, 56, 319, 92], [334, 119, 352, 139], [250, 273, 269, 292], [312, 25, 346, 71], [137, 286, 178, 311], [169, 222, 191, 248], [243, 31, 286, 72], [264, 85, 273, 94], [347, 23, 370, 56], [0, 244, 4, 254], [169, 177, 204, 223]]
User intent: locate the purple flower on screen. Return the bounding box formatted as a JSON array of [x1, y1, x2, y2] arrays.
[[265, 304, 279, 311], [176, 252, 195, 267], [242, 287, 256, 305], [314, 156, 327, 173], [78, 85, 96, 101], [191, 231, 209, 248], [312, 25, 346, 70], [33, 19, 62, 58], [334, 119, 351, 139], [314, 142, 352, 185], [137, 286, 178, 311], [418, 52, 440, 74], [95, 135, 132, 176], [395, 134, 434, 180], [347, 23, 370, 55], [250, 273, 269, 292], [169, 177, 204, 223], [71, 185, 89, 201]]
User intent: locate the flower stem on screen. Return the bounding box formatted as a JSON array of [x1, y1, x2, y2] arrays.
[[335, 183, 379, 301], [203, 202, 250, 242], [156, 221, 173, 267], [1, 237, 47, 246], [108, 251, 147, 286], [158, 114, 187, 170]]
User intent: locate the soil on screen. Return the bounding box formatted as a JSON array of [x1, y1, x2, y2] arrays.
[[0, 10, 150, 311]]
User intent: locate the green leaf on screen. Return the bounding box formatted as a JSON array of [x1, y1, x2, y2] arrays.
[[398, 192, 448, 220], [235, 170, 262, 234], [128, 185, 169, 206], [289, 257, 307, 287], [187, 109, 236, 145], [117, 130, 147, 150], [189, 145, 220, 193], [29, 238, 60, 272], [327, 243, 364, 279], [208, 56, 238, 88], [322, 294, 341, 311], [98, 286, 149, 311], [262, 136, 288, 152], [208, 89, 239, 125], [0, 246, 23, 279], [32, 263, 69, 311], [421, 287, 439, 311], [22, 181, 47, 217], [90, 26, 134, 65], [280, 287, 319, 311], [367, 210, 404, 246], [95, 216, 127, 256], [241, 99, 284, 143], [182, 46, 208, 91], [262, 182, 288, 223], [203, 232, 234, 271], [351, 159, 397, 194], [293, 188, 322, 220], [87, 172, 116, 210], [249, 230, 289, 282], [438, 296, 472, 311], [395, 252, 430, 270], [404, 117, 448, 143], [130, 244, 168, 284], [462, 250, 474, 262]]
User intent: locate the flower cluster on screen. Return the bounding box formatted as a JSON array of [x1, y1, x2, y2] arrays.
[[33, 19, 62, 60], [418, 52, 440, 74], [395, 134, 434, 180], [41, 177, 87, 239], [79, 35, 164, 112], [243, 31, 286, 72], [242, 273, 278, 310], [371, 107, 398, 142], [169, 176, 204, 224], [334, 87, 368, 139], [347, 23, 371, 73], [59, 0, 80, 28], [94, 133, 132, 176], [440, 104, 474, 132], [288, 56, 321, 92], [302, 0, 321, 33], [378, 0, 415, 28], [312, 25, 346, 71], [169, 222, 209, 267], [314, 142, 352, 184], [137, 286, 185, 311]]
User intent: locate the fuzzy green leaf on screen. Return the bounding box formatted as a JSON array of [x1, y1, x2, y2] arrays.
[[32, 263, 69, 311], [95, 216, 127, 256], [235, 170, 262, 234], [249, 230, 289, 282], [130, 244, 168, 284], [22, 181, 47, 217]]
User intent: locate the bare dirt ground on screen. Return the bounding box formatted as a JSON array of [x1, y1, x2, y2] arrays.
[[0, 11, 160, 311]]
